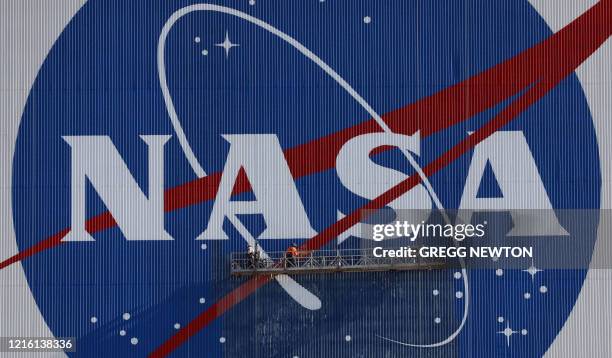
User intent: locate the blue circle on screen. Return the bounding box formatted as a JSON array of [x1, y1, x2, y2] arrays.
[[11, 1, 600, 357]]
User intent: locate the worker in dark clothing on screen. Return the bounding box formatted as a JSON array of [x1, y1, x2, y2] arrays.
[[247, 244, 256, 268]]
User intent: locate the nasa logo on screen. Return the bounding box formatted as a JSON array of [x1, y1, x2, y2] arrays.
[[8, 1, 609, 357]]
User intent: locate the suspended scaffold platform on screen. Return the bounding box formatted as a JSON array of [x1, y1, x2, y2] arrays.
[[230, 249, 446, 276]]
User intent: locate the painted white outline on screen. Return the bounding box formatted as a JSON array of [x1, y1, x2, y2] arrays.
[[158, 4, 468, 347]]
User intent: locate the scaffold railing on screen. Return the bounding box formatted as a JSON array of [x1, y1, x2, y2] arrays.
[[230, 248, 446, 276]]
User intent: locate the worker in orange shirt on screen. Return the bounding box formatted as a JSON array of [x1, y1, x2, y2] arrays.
[[286, 243, 298, 267]]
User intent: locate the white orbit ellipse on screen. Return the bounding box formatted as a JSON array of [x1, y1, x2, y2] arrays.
[[158, 4, 469, 348]]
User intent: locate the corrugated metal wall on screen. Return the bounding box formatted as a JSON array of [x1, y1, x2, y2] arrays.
[[1, 1, 611, 357]]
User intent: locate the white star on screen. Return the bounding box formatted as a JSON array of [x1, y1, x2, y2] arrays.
[[215, 31, 240, 58], [497, 321, 518, 347], [522, 258, 543, 282]]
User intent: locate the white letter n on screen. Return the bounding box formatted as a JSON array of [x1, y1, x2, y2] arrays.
[[62, 135, 172, 241]]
